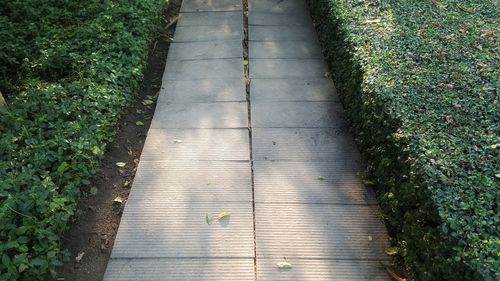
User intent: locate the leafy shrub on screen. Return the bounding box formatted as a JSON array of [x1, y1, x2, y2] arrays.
[[308, 0, 499, 280], [0, 1, 168, 280]]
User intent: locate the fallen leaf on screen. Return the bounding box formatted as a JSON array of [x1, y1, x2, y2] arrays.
[[277, 261, 293, 269], [243, 60, 249, 66], [173, 139, 183, 144], [90, 187, 98, 195], [368, 235, 373, 241], [385, 247, 399, 256], [317, 176, 325, 180], [75, 252, 84, 263], [116, 162, 126, 168], [113, 196, 123, 204], [217, 211, 231, 220], [206, 213, 214, 225], [385, 266, 406, 281], [142, 99, 154, 105], [135, 121, 144, 126]]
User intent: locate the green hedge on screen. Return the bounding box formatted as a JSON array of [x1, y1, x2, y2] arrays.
[[308, 0, 499, 280], [0, 1, 167, 280]]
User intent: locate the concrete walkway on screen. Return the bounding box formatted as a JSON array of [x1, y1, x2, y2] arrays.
[[103, 0, 390, 280]]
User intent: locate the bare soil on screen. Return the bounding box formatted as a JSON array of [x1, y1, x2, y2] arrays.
[[48, 1, 181, 280]]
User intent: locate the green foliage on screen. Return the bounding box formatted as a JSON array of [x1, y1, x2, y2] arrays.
[[0, 0, 168, 280], [309, 0, 499, 280]]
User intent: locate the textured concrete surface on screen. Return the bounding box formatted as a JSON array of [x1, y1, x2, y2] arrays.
[[251, 101, 345, 128], [181, 0, 242, 12], [178, 11, 243, 26], [250, 59, 328, 78], [140, 129, 250, 161], [252, 127, 358, 161], [255, 203, 390, 259], [249, 0, 307, 14], [158, 78, 246, 102], [250, 78, 338, 101], [163, 58, 243, 80], [256, 259, 389, 281], [249, 12, 312, 26], [111, 201, 254, 258], [105, 0, 390, 279], [253, 160, 376, 204], [249, 25, 317, 41], [173, 25, 242, 42], [169, 40, 242, 60], [104, 259, 254, 281], [129, 160, 252, 202], [249, 41, 322, 59], [151, 101, 248, 129]]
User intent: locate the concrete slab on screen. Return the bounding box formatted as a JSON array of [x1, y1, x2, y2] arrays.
[[141, 129, 250, 161], [251, 101, 345, 128], [253, 161, 376, 204], [111, 201, 254, 258], [249, 25, 317, 41], [178, 11, 243, 26], [151, 102, 247, 129], [256, 258, 390, 281], [249, 12, 312, 26], [163, 58, 243, 80], [129, 160, 252, 202], [252, 128, 359, 161], [104, 258, 255, 281], [159, 78, 246, 102], [168, 40, 242, 60], [249, 0, 308, 14], [255, 203, 390, 259], [250, 78, 338, 101], [174, 25, 242, 42], [250, 59, 328, 78], [249, 41, 322, 59], [181, 0, 242, 12]]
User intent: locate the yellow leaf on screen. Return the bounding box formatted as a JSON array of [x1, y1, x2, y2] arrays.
[[217, 211, 231, 220]]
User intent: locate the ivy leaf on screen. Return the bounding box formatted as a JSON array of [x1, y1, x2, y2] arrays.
[[115, 162, 126, 168], [57, 162, 70, 175]]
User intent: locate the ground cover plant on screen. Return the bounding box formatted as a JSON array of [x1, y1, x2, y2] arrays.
[[308, 0, 499, 280], [0, 0, 168, 280]]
